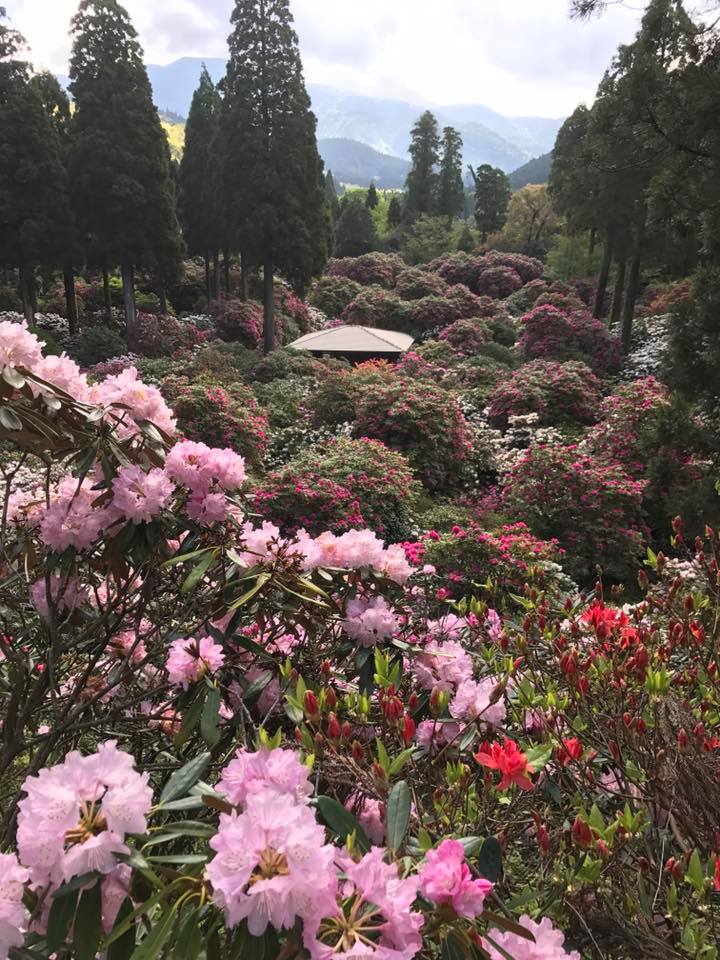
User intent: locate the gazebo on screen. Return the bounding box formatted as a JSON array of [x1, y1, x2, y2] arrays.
[[288, 326, 414, 362]]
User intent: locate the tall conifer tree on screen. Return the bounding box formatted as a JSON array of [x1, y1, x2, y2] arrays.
[[405, 111, 440, 220], [469, 164, 511, 242], [437, 126, 464, 220], [68, 0, 182, 339], [0, 10, 72, 323], [180, 66, 222, 299], [222, 0, 330, 353]]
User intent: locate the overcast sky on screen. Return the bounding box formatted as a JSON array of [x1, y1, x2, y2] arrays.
[[6, 0, 645, 116]]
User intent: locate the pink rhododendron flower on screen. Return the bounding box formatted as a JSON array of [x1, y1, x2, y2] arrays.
[[17, 741, 152, 886], [166, 636, 225, 689], [218, 747, 313, 808], [0, 852, 29, 958], [33, 353, 89, 402], [91, 367, 176, 437], [345, 793, 385, 844], [450, 678, 506, 725], [482, 914, 580, 960], [39, 476, 111, 552], [341, 595, 399, 647], [303, 847, 423, 960], [30, 575, 87, 620], [0, 319, 43, 374], [165, 440, 246, 493], [418, 839, 492, 918], [412, 639, 473, 691], [207, 789, 336, 935], [186, 490, 229, 524], [111, 465, 174, 524], [416, 720, 462, 752]]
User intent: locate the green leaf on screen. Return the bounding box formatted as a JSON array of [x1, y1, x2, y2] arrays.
[[107, 898, 136, 960], [441, 932, 469, 960], [315, 796, 370, 852], [478, 837, 503, 882], [201, 686, 222, 747], [174, 688, 208, 748], [181, 550, 216, 594], [171, 908, 203, 960], [72, 881, 103, 960], [389, 748, 414, 776], [228, 572, 271, 611], [375, 738, 390, 773], [243, 670, 273, 707], [459, 836, 483, 858], [687, 848, 705, 893], [386, 780, 411, 852], [47, 888, 79, 951], [524, 743, 554, 771], [130, 903, 179, 960], [146, 854, 209, 865], [159, 752, 211, 804]]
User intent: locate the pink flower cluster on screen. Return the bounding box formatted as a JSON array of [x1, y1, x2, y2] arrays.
[[300, 529, 413, 584], [30, 574, 87, 620], [341, 595, 400, 646], [39, 476, 111, 552], [89, 367, 177, 438], [483, 914, 581, 960], [165, 440, 246, 524], [0, 853, 29, 958], [167, 636, 225, 689], [218, 747, 314, 808], [418, 839, 492, 918], [17, 741, 152, 886], [0, 319, 44, 374], [450, 677, 506, 726], [111, 465, 174, 524]]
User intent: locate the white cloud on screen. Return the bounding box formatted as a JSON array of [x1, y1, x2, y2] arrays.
[[7, 0, 643, 114]]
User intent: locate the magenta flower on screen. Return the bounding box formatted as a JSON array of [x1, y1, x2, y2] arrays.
[[418, 839, 492, 919]]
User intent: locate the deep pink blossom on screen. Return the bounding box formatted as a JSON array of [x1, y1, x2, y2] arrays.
[[418, 839, 492, 918]]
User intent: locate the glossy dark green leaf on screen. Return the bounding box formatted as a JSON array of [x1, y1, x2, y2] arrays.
[[478, 837, 503, 883], [46, 888, 79, 951], [107, 898, 136, 960], [386, 780, 411, 852], [130, 904, 178, 960], [159, 752, 211, 803], [174, 688, 207, 748], [201, 686, 222, 747], [315, 796, 370, 852], [72, 881, 103, 960]]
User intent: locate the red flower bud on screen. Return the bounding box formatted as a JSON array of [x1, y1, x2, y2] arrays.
[[326, 712, 342, 740], [304, 689, 320, 721], [402, 713, 416, 745], [572, 816, 593, 849], [325, 687, 337, 710], [351, 740, 365, 763]]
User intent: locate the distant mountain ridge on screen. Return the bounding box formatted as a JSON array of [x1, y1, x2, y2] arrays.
[[508, 152, 553, 190], [58, 56, 563, 174]]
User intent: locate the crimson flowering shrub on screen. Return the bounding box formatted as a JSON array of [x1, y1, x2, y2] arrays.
[[518, 304, 623, 375], [307, 364, 392, 428], [309, 274, 363, 317], [327, 252, 405, 288], [354, 378, 474, 492], [1, 318, 719, 960], [439, 318, 489, 356], [534, 290, 587, 313], [340, 286, 409, 329], [488, 360, 603, 430], [395, 267, 449, 300], [131, 311, 209, 358], [418, 521, 569, 603], [480, 250, 544, 284], [161, 376, 269, 469], [255, 436, 421, 540], [275, 282, 312, 339], [475, 264, 523, 299], [504, 277, 549, 315], [427, 251, 479, 287], [209, 296, 264, 347], [501, 443, 647, 581], [638, 277, 692, 317]]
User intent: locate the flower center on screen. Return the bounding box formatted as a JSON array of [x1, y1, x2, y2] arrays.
[[64, 800, 107, 846], [249, 846, 289, 884], [318, 894, 385, 953]]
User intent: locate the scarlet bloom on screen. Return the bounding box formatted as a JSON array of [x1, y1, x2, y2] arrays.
[[556, 737, 583, 767], [474, 739, 534, 791]]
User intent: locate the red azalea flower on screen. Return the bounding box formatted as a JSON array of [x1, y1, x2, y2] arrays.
[[474, 738, 534, 791]]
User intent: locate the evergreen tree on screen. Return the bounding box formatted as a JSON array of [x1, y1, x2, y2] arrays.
[[405, 111, 440, 219], [469, 164, 511, 241], [222, 0, 330, 353], [386, 195, 403, 230], [366, 182, 379, 210], [334, 197, 378, 257], [456, 222, 476, 252], [437, 126, 464, 220], [179, 65, 222, 298], [325, 169, 340, 221], [0, 10, 73, 323], [68, 0, 183, 339]]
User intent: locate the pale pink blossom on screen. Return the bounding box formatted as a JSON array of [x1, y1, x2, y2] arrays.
[[412, 639, 473, 691], [39, 476, 110, 552], [17, 741, 152, 886], [450, 678, 506, 726], [165, 440, 246, 493], [91, 367, 176, 438], [30, 575, 87, 620], [33, 353, 89, 402], [0, 319, 43, 374], [0, 852, 29, 958], [101, 864, 131, 934], [218, 748, 313, 808], [303, 847, 423, 960], [166, 636, 225, 689], [207, 789, 336, 935], [341, 595, 399, 647], [418, 839, 492, 918], [416, 720, 462, 752], [345, 793, 385, 844], [186, 490, 229, 524], [482, 914, 580, 960], [111, 465, 174, 523]]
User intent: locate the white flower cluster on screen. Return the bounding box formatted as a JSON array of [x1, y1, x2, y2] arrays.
[[622, 314, 671, 379]]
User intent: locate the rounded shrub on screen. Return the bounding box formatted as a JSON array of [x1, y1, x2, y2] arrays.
[[518, 304, 622, 375], [70, 326, 127, 367], [327, 252, 404, 289], [131, 312, 208, 358], [395, 268, 449, 301], [309, 275, 363, 318], [439, 318, 488, 356], [209, 297, 263, 347], [487, 360, 603, 430], [341, 287, 409, 329]]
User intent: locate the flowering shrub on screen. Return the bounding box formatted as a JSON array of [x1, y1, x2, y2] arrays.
[[480, 250, 544, 284], [419, 521, 571, 603], [340, 286, 409, 329], [69, 324, 128, 366], [488, 360, 603, 429], [252, 346, 328, 384], [275, 282, 312, 338], [439, 318, 489, 356], [475, 264, 523, 299], [395, 267, 449, 300], [161, 377, 269, 469], [501, 443, 647, 580], [255, 436, 421, 540], [405, 295, 466, 333], [1, 319, 719, 960], [354, 378, 474, 492], [327, 252, 405, 288], [131, 311, 209, 357], [504, 277, 548, 315], [309, 274, 363, 317], [518, 304, 623, 375], [209, 296, 264, 347], [639, 277, 692, 317]]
